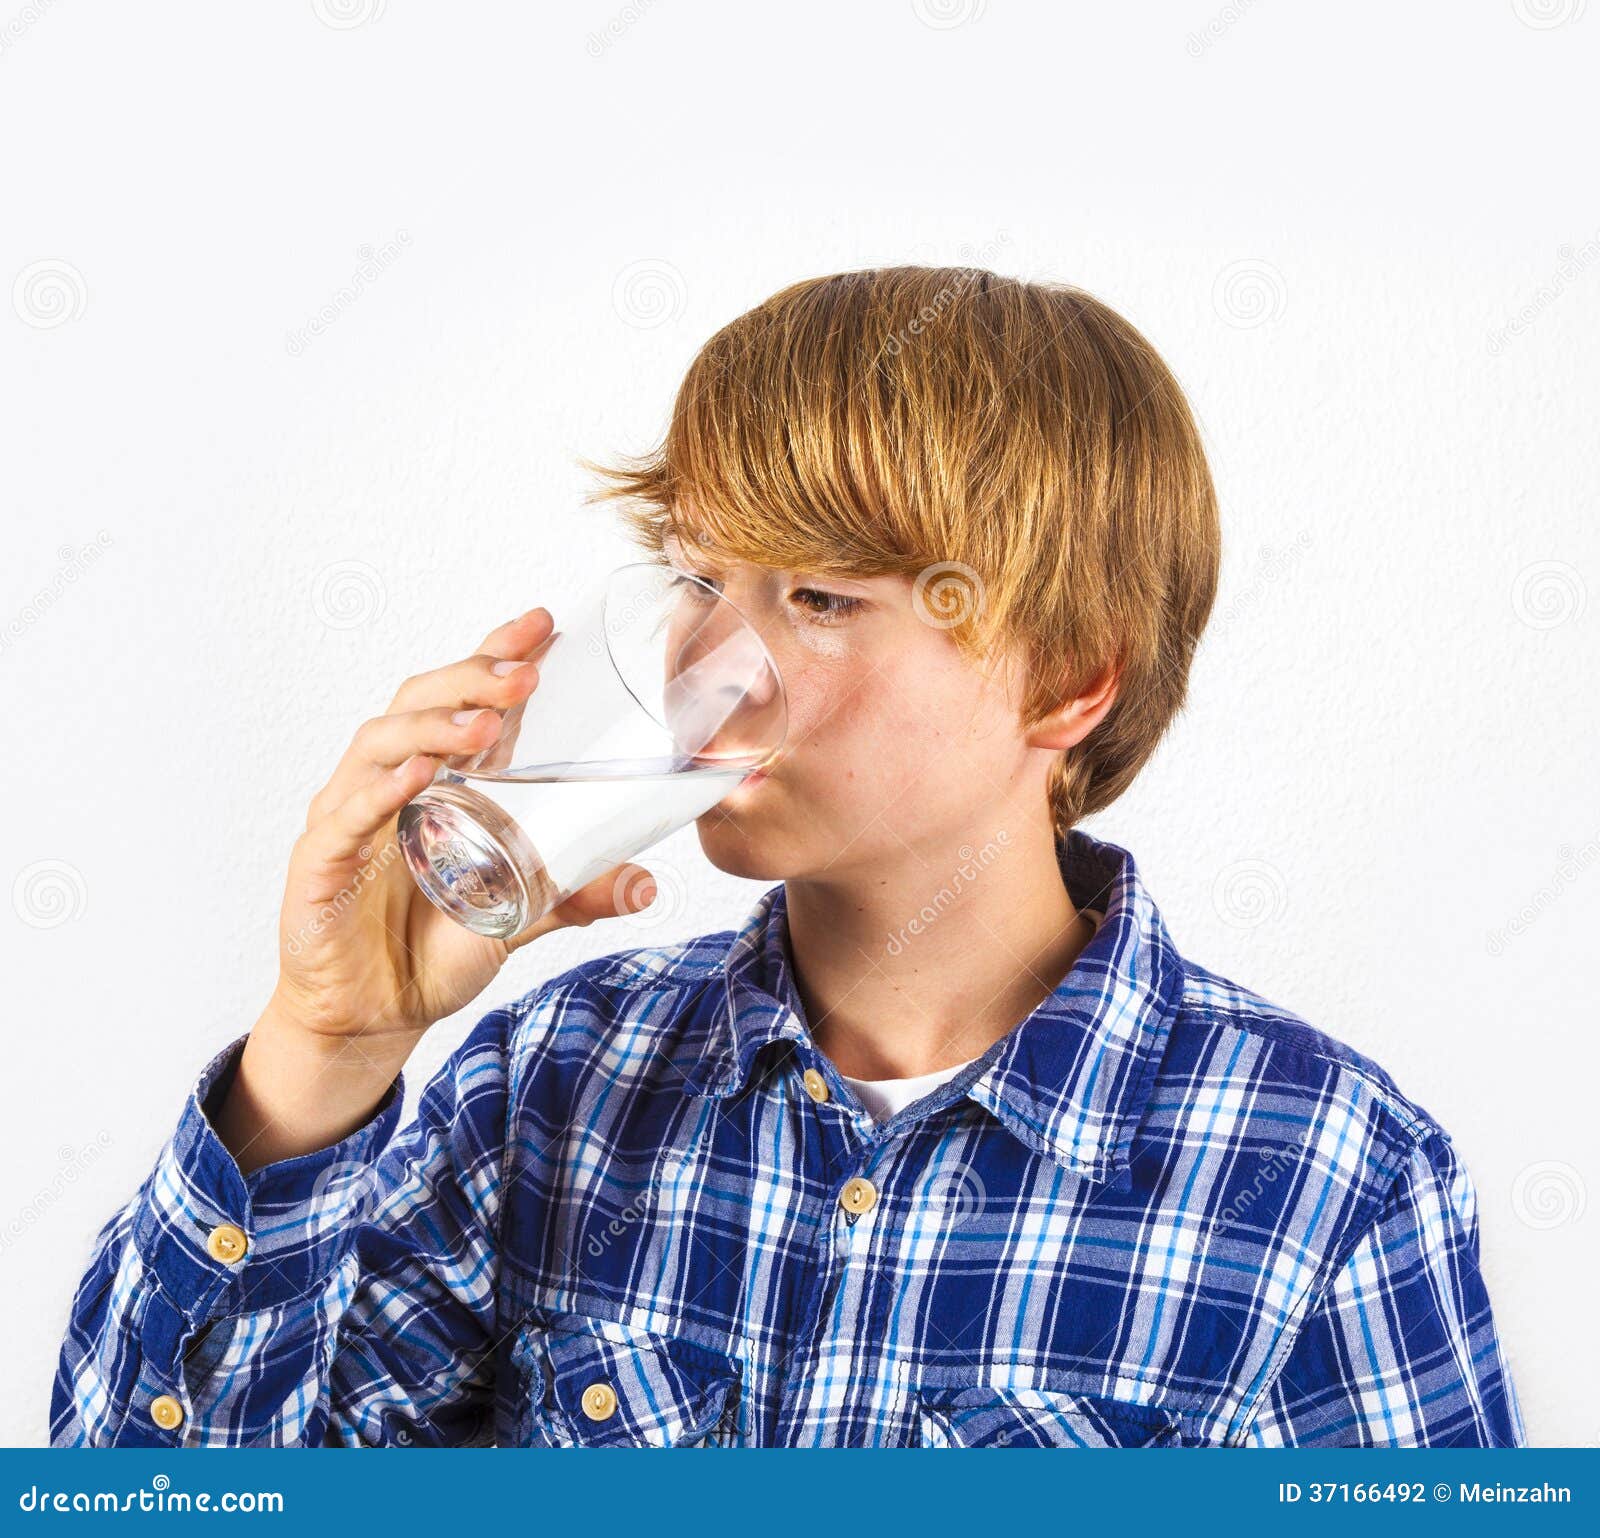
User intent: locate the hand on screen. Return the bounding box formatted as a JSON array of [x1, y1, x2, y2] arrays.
[[268, 605, 659, 1053]]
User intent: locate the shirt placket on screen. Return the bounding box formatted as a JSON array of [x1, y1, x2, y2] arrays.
[[768, 1043, 897, 1445]]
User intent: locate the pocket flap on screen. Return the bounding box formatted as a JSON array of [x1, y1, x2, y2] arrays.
[[512, 1315, 740, 1447], [917, 1387, 1182, 1448]]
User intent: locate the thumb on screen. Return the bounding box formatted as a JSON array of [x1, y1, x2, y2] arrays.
[[503, 863, 657, 953]]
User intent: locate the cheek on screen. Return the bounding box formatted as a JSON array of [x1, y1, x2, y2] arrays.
[[788, 664, 959, 776]]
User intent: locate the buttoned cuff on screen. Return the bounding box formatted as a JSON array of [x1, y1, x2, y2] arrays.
[[131, 1031, 405, 1322]]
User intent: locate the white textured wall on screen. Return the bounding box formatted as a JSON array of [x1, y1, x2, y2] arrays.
[[4, 0, 1595, 1448]]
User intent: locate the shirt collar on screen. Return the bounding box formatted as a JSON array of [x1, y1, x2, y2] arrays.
[[677, 827, 1185, 1183]]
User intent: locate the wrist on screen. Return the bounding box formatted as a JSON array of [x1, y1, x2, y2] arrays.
[[214, 1002, 412, 1175]]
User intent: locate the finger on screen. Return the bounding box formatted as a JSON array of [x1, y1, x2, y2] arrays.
[[355, 704, 506, 769], [301, 753, 438, 869], [305, 705, 508, 830], [384, 606, 552, 717], [504, 863, 658, 954], [388, 648, 544, 717], [299, 608, 554, 839], [312, 654, 542, 830], [476, 605, 555, 661]]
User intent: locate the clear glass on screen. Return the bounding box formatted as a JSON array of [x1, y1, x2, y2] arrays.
[[397, 561, 787, 939]]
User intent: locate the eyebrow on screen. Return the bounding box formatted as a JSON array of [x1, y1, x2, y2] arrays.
[[664, 535, 877, 590]]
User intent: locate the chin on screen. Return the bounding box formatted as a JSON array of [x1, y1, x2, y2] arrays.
[[694, 790, 802, 881]]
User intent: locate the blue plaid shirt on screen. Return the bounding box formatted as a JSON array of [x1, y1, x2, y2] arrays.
[[52, 829, 1526, 1448]]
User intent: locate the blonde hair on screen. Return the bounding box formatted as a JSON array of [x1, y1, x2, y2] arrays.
[[582, 266, 1221, 836]]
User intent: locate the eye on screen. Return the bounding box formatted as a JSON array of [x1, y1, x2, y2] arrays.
[[789, 587, 862, 622], [668, 568, 722, 599]]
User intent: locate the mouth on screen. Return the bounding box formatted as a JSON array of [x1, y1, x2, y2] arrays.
[[730, 761, 777, 793]]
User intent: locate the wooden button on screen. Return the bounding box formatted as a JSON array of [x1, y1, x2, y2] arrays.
[[581, 1381, 618, 1421], [802, 1068, 830, 1104], [206, 1223, 249, 1265], [839, 1176, 879, 1216], [150, 1394, 184, 1431]]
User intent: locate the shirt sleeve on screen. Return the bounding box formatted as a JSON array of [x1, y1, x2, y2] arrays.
[[49, 999, 517, 1447], [1240, 1125, 1527, 1447]]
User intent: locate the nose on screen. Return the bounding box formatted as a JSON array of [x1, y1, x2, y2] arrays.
[[662, 603, 784, 760]]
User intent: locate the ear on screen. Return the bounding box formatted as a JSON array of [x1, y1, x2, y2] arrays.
[[1021, 656, 1122, 753]]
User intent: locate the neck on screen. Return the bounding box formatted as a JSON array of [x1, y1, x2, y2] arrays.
[[782, 816, 1097, 1081]]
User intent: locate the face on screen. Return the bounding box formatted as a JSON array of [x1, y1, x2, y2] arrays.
[[661, 531, 1059, 886]]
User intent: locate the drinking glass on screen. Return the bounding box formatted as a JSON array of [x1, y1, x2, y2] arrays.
[[397, 561, 786, 938]]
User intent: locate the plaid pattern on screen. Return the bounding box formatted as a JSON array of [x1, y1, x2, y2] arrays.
[[51, 829, 1526, 1447]]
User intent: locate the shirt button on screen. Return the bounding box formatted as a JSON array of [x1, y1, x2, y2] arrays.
[[802, 1068, 830, 1104], [150, 1394, 185, 1431], [581, 1381, 619, 1421], [839, 1176, 879, 1216], [206, 1223, 249, 1265]]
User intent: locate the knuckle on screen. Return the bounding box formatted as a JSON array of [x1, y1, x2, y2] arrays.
[[389, 674, 423, 709]]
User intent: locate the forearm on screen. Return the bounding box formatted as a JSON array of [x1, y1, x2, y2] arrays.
[[212, 999, 413, 1175]]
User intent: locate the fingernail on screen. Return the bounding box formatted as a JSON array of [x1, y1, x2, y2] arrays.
[[452, 708, 486, 725], [491, 659, 528, 676]]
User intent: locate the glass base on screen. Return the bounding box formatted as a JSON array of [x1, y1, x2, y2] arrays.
[[397, 782, 558, 939]]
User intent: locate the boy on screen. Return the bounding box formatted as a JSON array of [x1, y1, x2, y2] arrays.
[[51, 267, 1525, 1447]]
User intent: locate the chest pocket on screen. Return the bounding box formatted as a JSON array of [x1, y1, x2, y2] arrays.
[[509, 1314, 742, 1447], [916, 1387, 1183, 1448]]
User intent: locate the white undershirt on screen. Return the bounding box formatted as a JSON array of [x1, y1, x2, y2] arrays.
[[837, 908, 1104, 1125], [840, 1061, 975, 1125]]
